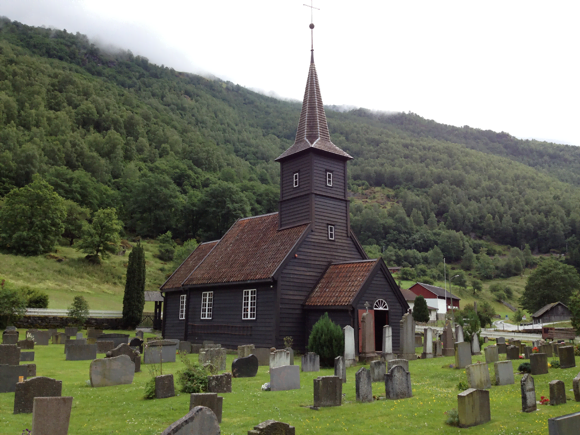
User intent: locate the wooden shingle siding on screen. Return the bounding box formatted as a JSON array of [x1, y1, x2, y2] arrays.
[[280, 152, 311, 201], [185, 284, 275, 348], [280, 195, 311, 228], [312, 152, 346, 199], [163, 292, 186, 340], [314, 196, 349, 237]]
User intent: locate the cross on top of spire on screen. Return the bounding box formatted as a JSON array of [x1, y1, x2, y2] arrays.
[[303, 1, 320, 51]]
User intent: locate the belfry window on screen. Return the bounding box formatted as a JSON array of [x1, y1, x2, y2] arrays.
[[328, 225, 335, 240], [293, 172, 299, 188], [326, 171, 333, 187]]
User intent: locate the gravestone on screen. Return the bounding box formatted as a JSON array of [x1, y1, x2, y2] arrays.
[[90, 355, 135, 387], [494, 360, 515, 386], [64, 327, 77, 337], [399, 313, 416, 360], [550, 380, 567, 406], [31, 396, 73, 435], [253, 348, 270, 366], [387, 359, 409, 373], [52, 333, 67, 344], [370, 360, 386, 383], [573, 375, 580, 402], [530, 353, 549, 375], [207, 373, 232, 393], [548, 412, 580, 435], [466, 363, 491, 389], [497, 343, 507, 354], [33, 331, 50, 346], [484, 345, 499, 364], [471, 334, 481, 355], [203, 340, 214, 347], [506, 345, 520, 360], [135, 330, 144, 339], [524, 346, 532, 359], [97, 340, 115, 354], [360, 312, 376, 362], [313, 376, 342, 407], [14, 376, 62, 414], [232, 355, 259, 378], [421, 328, 433, 359], [145, 340, 178, 364], [521, 373, 537, 412], [382, 325, 394, 360], [355, 367, 373, 403], [248, 420, 296, 435], [190, 393, 223, 423], [87, 328, 103, 339], [106, 343, 141, 372], [455, 324, 464, 343], [18, 339, 34, 350], [434, 340, 443, 357], [155, 374, 175, 399], [301, 352, 320, 372], [455, 342, 472, 369], [3, 331, 18, 345], [65, 344, 97, 361], [76, 332, 83, 339], [343, 325, 356, 367], [129, 337, 144, 354], [334, 356, 346, 383], [286, 348, 295, 365], [558, 346, 576, 369], [64, 338, 87, 353], [540, 344, 554, 357], [237, 344, 255, 358], [497, 337, 505, 345], [458, 388, 490, 428], [191, 344, 202, 354], [270, 365, 300, 392], [97, 333, 129, 348], [0, 344, 20, 365], [442, 321, 455, 357], [0, 364, 29, 393], [25, 363, 36, 377], [385, 365, 412, 400], [20, 352, 34, 362], [161, 406, 220, 435], [415, 334, 422, 347], [269, 349, 291, 369]]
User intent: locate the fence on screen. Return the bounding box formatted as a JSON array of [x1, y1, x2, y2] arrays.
[[25, 308, 123, 318]]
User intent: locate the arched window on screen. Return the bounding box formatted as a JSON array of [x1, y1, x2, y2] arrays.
[[374, 299, 388, 310]]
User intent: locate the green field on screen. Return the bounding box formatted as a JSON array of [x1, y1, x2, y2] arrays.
[[1, 331, 579, 434]]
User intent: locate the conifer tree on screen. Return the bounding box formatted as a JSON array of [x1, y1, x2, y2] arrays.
[[412, 295, 430, 323], [122, 242, 146, 329]]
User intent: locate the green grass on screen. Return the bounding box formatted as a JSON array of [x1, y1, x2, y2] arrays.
[[1, 333, 578, 434]]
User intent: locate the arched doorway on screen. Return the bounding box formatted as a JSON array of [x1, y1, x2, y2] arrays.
[[374, 299, 389, 352]]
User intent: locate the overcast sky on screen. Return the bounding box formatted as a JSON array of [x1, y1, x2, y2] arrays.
[[2, 0, 579, 145]]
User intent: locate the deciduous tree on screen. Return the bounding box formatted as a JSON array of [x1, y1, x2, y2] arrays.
[[75, 208, 122, 261]]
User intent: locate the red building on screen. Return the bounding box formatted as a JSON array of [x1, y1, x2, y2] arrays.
[[408, 282, 460, 315]]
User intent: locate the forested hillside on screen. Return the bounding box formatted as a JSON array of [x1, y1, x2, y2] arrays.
[[1, 17, 579, 281]]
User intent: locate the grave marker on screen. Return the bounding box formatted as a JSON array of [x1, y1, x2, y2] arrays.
[[530, 353, 548, 375], [155, 374, 175, 399], [65, 344, 97, 361], [252, 348, 271, 366], [269, 349, 291, 369], [248, 420, 295, 435], [455, 324, 464, 343], [484, 345, 499, 364], [313, 376, 342, 407], [31, 396, 73, 435], [343, 325, 356, 367], [20, 351, 34, 362], [2, 331, 18, 345], [355, 367, 373, 402], [573, 375, 580, 402], [506, 345, 520, 360], [334, 356, 346, 383], [96, 333, 129, 348], [301, 353, 320, 372], [442, 321, 455, 357], [458, 388, 490, 428], [421, 328, 433, 359], [387, 359, 409, 373], [494, 360, 515, 386], [90, 355, 135, 387], [399, 313, 416, 360], [270, 365, 300, 392], [190, 393, 223, 423], [232, 355, 259, 378], [370, 360, 386, 383], [237, 344, 255, 358], [385, 365, 412, 399], [129, 337, 144, 354], [471, 334, 481, 355], [382, 325, 394, 360], [521, 373, 537, 412], [161, 406, 220, 435], [106, 343, 141, 372], [0, 344, 20, 365], [14, 376, 62, 414], [145, 340, 178, 364], [207, 373, 232, 393], [558, 346, 576, 369], [96, 340, 115, 354], [33, 331, 50, 346], [548, 411, 580, 435], [455, 342, 472, 369], [0, 365, 29, 393], [550, 380, 566, 406], [360, 312, 376, 362], [466, 363, 491, 389], [64, 327, 77, 337]]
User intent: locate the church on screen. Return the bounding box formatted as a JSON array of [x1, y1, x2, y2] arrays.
[[160, 44, 409, 354]]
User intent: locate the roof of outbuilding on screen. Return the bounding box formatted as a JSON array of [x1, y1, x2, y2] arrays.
[[411, 282, 461, 301], [304, 260, 378, 307], [144, 291, 164, 302], [160, 240, 218, 291], [400, 288, 419, 301], [182, 213, 309, 286], [532, 301, 569, 318]]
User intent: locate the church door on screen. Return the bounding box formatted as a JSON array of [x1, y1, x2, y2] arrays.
[[373, 299, 389, 352]]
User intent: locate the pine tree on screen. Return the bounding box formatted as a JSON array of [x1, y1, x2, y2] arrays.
[[412, 295, 430, 323], [122, 242, 146, 329]]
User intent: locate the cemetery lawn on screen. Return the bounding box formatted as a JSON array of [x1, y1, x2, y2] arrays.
[[2, 334, 580, 434]]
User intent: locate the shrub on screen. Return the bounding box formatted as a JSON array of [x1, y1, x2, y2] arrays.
[[307, 313, 344, 367], [157, 231, 176, 262], [456, 380, 469, 391], [143, 377, 156, 400], [177, 353, 209, 393], [445, 409, 459, 426], [22, 287, 49, 308], [518, 362, 531, 373], [67, 296, 89, 328], [504, 286, 513, 299], [550, 359, 560, 369], [400, 267, 417, 281]]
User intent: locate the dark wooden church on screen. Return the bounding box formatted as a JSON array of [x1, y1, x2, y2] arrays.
[[160, 51, 409, 353]]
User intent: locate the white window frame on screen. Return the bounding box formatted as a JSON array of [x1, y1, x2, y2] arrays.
[[328, 224, 335, 240], [179, 294, 187, 320], [242, 289, 257, 320], [201, 291, 213, 320], [293, 172, 299, 188], [326, 171, 333, 187], [374, 299, 389, 310]]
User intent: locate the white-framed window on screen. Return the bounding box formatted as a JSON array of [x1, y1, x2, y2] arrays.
[[242, 289, 257, 320], [179, 294, 187, 320], [328, 224, 335, 240], [326, 171, 333, 187], [201, 291, 213, 319], [374, 299, 388, 310], [293, 172, 299, 188]]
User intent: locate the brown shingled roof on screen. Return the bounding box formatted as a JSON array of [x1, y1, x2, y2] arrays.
[[276, 54, 352, 162], [400, 288, 418, 301], [160, 240, 218, 291], [304, 260, 378, 307], [532, 301, 568, 318], [183, 213, 309, 286]]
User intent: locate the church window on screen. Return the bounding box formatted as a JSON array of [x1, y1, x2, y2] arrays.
[[374, 299, 389, 310], [326, 171, 333, 187], [179, 294, 187, 320], [328, 224, 335, 240], [293, 172, 299, 188], [242, 289, 257, 320], [201, 291, 213, 319]]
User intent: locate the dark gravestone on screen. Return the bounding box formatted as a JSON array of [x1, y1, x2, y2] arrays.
[[207, 373, 232, 393], [20, 352, 34, 362], [33, 331, 50, 346], [47, 329, 57, 339], [52, 333, 67, 344], [129, 338, 144, 354], [573, 375, 580, 402], [550, 380, 567, 406], [541, 344, 553, 357], [0, 344, 20, 365], [524, 346, 532, 359], [190, 393, 223, 423], [549, 412, 580, 435], [558, 346, 576, 369], [31, 396, 73, 435], [370, 360, 386, 382], [191, 343, 202, 354], [96, 340, 115, 354], [24, 364, 36, 377], [97, 334, 129, 348], [87, 328, 103, 339], [161, 406, 220, 435], [18, 340, 34, 349], [270, 365, 300, 391], [135, 330, 144, 339], [385, 365, 412, 400], [155, 374, 175, 399], [64, 327, 77, 337], [530, 353, 549, 375], [0, 364, 29, 393], [64, 338, 87, 353], [65, 344, 97, 361], [355, 367, 373, 403], [248, 420, 296, 435], [521, 373, 537, 412], [458, 388, 491, 428], [178, 340, 191, 354], [14, 376, 62, 414], [506, 345, 520, 360], [232, 354, 259, 378], [497, 343, 507, 354], [3, 331, 18, 344], [313, 376, 341, 407], [106, 343, 141, 372]]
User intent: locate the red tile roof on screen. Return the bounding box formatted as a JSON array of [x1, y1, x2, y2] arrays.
[[304, 260, 378, 307], [183, 213, 308, 286], [160, 240, 218, 290], [276, 54, 352, 162]]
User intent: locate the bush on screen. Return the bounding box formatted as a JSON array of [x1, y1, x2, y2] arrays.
[[143, 377, 156, 399], [504, 286, 513, 299], [400, 268, 417, 281], [445, 409, 459, 427], [67, 296, 89, 328], [307, 313, 344, 367], [550, 359, 560, 369], [22, 287, 49, 308], [157, 231, 176, 262], [177, 353, 209, 393], [456, 380, 469, 391], [518, 362, 531, 373], [412, 295, 430, 323]]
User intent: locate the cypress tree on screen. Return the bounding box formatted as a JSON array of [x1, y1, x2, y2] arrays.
[[122, 242, 146, 329], [412, 295, 430, 323]]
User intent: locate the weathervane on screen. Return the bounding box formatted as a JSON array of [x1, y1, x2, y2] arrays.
[[303, 0, 320, 51]]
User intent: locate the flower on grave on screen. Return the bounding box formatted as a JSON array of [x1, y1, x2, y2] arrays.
[[548, 362, 552, 368], [532, 347, 539, 353], [519, 355, 524, 359], [261, 382, 271, 391], [540, 396, 549, 405]]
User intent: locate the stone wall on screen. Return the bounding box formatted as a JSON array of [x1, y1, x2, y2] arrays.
[[13, 316, 124, 330]]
